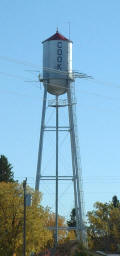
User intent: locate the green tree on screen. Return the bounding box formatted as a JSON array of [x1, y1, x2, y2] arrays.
[[112, 195, 119, 208], [67, 208, 76, 228], [87, 198, 120, 251], [0, 155, 14, 182], [0, 182, 53, 256], [67, 208, 77, 239]]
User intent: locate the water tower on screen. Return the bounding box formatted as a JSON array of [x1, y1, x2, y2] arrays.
[[35, 30, 86, 245]]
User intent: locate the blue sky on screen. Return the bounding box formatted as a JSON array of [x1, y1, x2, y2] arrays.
[[0, 0, 120, 219]]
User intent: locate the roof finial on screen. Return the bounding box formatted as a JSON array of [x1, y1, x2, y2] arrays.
[[56, 27, 58, 33]]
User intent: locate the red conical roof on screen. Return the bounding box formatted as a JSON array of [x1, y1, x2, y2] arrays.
[[42, 30, 72, 43]]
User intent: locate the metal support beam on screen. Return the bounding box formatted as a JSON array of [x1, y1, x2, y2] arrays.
[[35, 84, 47, 191], [55, 95, 59, 247], [67, 83, 80, 240], [67, 81, 84, 241]]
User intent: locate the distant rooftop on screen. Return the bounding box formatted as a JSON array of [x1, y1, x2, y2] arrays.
[[42, 30, 72, 43]]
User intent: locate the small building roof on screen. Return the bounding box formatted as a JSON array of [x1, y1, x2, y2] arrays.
[[42, 30, 72, 43]]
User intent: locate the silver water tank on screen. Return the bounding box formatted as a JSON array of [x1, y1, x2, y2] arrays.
[[42, 30, 73, 95]]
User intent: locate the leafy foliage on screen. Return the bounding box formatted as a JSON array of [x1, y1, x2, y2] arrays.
[[87, 196, 120, 251], [67, 208, 76, 228], [0, 155, 14, 182], [0, 182, 53, 256], [67, 208, 77, 239], [112, 195, 119, 208]]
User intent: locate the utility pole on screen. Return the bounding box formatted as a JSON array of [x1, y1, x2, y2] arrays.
[[23, 178, 27, 256]]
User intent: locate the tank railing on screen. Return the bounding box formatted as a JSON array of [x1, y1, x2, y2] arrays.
[[48, 98, 76, 107], [39, 68, 92, 84], [43, 67, 74, 77], [73, 71, 93, 79], [41, 69, 90, 80]]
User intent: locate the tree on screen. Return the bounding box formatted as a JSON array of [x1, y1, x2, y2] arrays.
[[0, 155, 14, 182], [0, 182, 53, 256], [47, 211, 68, 245], [112, 195, 119, 208], [87, 198, 120, 251], [67, 208, 76, 228], [67, 208, 77, 240]]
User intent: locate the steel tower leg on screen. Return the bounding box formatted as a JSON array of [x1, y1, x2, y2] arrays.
[[67, 91, 79, 239], [55, 95, 59, 246], [35, 84, 47, 191], [67, 81, 84, 241]]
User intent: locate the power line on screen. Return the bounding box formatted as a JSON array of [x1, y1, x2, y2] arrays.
[[0, 56, 40, 69], [77, 88, 120, 102], [1, 55, 120, 89], [0, 71, 30, 81], [0, 72, 120, 104]]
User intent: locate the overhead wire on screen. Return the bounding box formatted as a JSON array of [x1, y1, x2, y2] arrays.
[[77, 89, 120, 103], [0, 71, 31, 81], [0, 55, 120, 104], [1, 55, 120, 89], [0, 55, 91, 77], [0, 55, 40, 69], [0, 71, 120, 105]]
